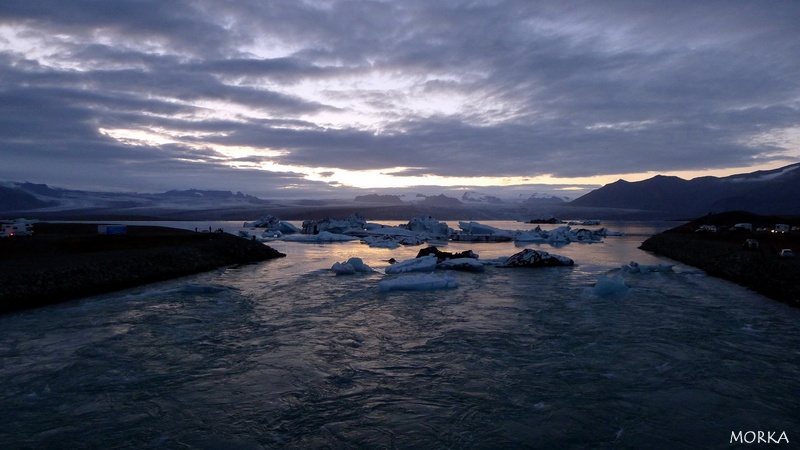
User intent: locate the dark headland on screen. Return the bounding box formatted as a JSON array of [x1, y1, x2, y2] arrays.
[[640, 212, 800, 306], [0, 223, 285, 314]]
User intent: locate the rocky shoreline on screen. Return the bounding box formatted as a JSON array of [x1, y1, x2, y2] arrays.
[[0, 223, 285, 313], [640, 216, 799, 307]]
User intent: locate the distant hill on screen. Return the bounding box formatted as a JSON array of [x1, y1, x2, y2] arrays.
[[417, 194, 463, 207], [523, 193, 569, 205], [461, 191, 503, 204], [570, 163, 800, 216], [0, 186, 58, 210], [0, 182, 270, 215], [354, 194, 404, 204]]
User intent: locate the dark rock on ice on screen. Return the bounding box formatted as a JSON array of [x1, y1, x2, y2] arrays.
[[416, 246, 479, 262], [499, 249, 573, 268]]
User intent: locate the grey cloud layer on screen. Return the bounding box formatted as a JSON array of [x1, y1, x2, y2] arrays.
[[1, 0, 799, 195]]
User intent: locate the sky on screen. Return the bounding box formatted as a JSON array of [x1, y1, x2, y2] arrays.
[[1, 0, 799, 199]]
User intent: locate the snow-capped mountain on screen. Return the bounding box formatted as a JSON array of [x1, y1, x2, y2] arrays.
[[0, 182, 270, 215]]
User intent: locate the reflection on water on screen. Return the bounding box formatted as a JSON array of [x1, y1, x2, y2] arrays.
[[1, 221, 798, 448]]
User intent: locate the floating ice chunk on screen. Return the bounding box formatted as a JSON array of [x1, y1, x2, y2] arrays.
[[416, 246, 478, 262], [331, 257, 375, 275], [500, 249, 573, 267], [595, 227, 623, 237], [568, 219, 601, 226], [457, 221, 514, 237], [513, 231, 546, 242], [364, 226, 420, 237], [361, 234, 424, 248], [384, 254, 438, 274], [282, 231, 359, 242], [437, 258, 486, 272], [262, 229, 282, 239], [243, 215, 300, 234], [361, 235, 401, 249], [379, 273, 458, 292], [405, 215, 451, 237], [621, 261, 674, 274], [592, 274, 629, 296], [302, 213, 367, 235], [451, 221, 514, 242]]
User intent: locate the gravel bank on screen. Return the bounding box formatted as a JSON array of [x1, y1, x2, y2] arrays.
[[640, 231, 800, 307], [0, 223, 285, 313]]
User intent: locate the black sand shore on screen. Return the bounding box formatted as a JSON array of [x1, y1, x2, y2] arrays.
[[0, 223, 285, 313], [640, 213, 800, 306]]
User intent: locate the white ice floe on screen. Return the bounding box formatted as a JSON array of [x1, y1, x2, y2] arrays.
[[281, 231, 360, 243], [384, 254, 438, 274], [436, 257, 486, 272], [331, 257, 375, 275], [379, 273, 458, 292], [620, 261, 674, 274], [592, 274, 629, 296]]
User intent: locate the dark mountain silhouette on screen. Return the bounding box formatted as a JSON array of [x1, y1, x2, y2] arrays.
[[417, 194, 463, 207], [0, 186, 58, 210], [354, 194, 404, 204], [0, 182, 269, 213], [570, 163, 800, 215]]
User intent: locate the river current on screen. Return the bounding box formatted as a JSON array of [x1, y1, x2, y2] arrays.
[[1, 221, 798, 449]]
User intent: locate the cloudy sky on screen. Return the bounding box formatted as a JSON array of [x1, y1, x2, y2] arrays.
[[1, 0, 799, 198]]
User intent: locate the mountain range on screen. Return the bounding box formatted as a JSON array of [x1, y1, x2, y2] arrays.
[[3, 163, 799, 220], [569, 163, 800, 216]]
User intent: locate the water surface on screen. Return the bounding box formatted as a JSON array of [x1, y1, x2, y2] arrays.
[[1, 221, 798, 449]]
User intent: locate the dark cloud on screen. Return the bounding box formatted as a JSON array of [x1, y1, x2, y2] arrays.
[[1, 0, 799, 197]]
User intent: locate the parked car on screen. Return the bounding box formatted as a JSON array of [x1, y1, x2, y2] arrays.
[[696, 225, 717, 233], [732, 223, 753, 232], [779, 249, 795, 258]]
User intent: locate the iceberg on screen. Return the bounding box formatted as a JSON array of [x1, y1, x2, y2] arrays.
[[568, 219, 601, 226], [595, 227, 623, 237], [513, 230, 546, 242], [446, 221, 618, 245], [331, 257, 375, 275], [282, 231, 359, 243], [361, 235, 401, 249], [379, 273, 458, 292], [302, 213, 367, 235], [384, 254, 438, 274], [416, 246, 479, 262], [452, 221, 514, 242], [243, 214, 300, 234], [437, 258, 486, 272], [405, 215, 452, 238], [620, 261, 674, 274], [499, 249, 574, 268], [592, 274, 629, 296], [361, 234, 425, 248]]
